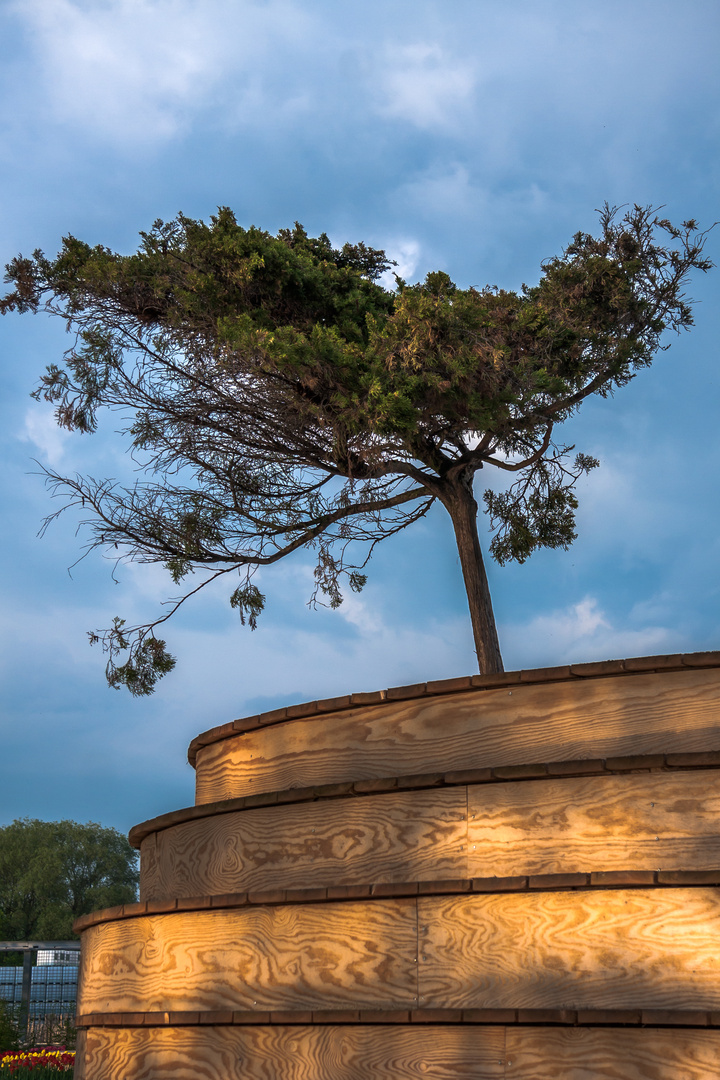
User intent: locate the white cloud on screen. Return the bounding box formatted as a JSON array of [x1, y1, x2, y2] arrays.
[[376, 43, 475, 131], [378, 238, 421, 288], [164, 606, 475, 722], [502, 596, 677, 670], [14, 0, 218, 142], [332, 591, 382, 636], [7, 0, 715, 168], [0, 542, 476, 727], [10, 0, 315, 145], [20, 405, 70, 467]]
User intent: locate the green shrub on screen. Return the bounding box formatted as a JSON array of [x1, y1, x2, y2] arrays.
[[0, 1003, 19, 1052]]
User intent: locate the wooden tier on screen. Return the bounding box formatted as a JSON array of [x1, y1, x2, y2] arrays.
[[74, 654, 720, 1078], [191, 664, 720, 805], [77, 889, 720, 1017], [75, 1025, 720, 1080], [80, 885, 720, 1019], [136, 770, 720, 901]]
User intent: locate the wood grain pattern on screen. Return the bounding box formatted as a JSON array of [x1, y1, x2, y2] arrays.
[[468, 769, 720, 878], [76, 1025, 507, 1080], [74, 1024, 720, 1080], [417, 888, 720, 1010], [74, 1030, 87, 1080], [77, 901, 418, 1015], [194, 669, 720, 804], [505, 1027, 720, 1079], [142, 766, 720, 902], [140, 788, 467, 901]]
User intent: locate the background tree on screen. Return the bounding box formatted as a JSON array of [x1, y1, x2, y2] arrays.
[[1, 204, 712, 688], [0, 819, 138, 940]]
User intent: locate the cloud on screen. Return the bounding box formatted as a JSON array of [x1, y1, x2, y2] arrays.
[[13, 0, 219, 143], [502, 596, 677, 670], [163, 604, 475, 723], [331, 591, 382, 636], [7, 0, 716, 205], [375, 43, 475, 131], [20, 405, 70, 467], [0, 543, 476, 747], [9, 0, 315, 146], [378, 238, 421, 287], [392, 164, 549, 245], [396, 164, 482, 222]]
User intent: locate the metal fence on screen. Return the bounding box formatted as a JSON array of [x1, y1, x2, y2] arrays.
[[0, 942, 80, 1043], [0, 962, 79, 1016]]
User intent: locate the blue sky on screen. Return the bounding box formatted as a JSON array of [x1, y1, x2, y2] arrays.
[[1, 0, 718, 836]]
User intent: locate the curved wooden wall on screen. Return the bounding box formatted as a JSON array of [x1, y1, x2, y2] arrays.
[[190, 661, 720, 805], [76, 1025, 720, 1080], [74, 653, 720, 1079]]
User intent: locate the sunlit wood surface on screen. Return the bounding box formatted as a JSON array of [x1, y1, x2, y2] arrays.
[[78, 902, 417, 1015], [75, 1025, 506, 1080], [140, 768, 720, 901], [194, 669, 720, 804], [140, 787, 466, 900], [504, 1027, 720, 1079], [78, 887, 720, 1016], [75, 1024, 720, 1080], [466, 769, 720, 878], [75, 660, 720, 1076], [418, 887, 720, 1010]]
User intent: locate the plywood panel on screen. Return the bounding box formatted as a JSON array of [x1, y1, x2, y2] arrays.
[[141, 788, 467, 901], [75, 1024, 720, 1080], [468, 769, 720, 878], [194, 669, 720, 804], [139, 832, 161, 901], [74, 1030, 87, 1080], [505, 1027, 720, 1080], [418, 888, 720, 1010], [77, 1025, 507, 1080], [78, 901, 417, 1015]]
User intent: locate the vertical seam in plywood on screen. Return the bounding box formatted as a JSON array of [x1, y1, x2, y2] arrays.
[[415, 896, 420, 1010], [464, 785, 470, 882]]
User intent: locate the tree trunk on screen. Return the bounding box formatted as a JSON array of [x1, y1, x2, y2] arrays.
[[440, 472, 504, 675]]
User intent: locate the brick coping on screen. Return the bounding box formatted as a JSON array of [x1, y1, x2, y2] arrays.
[[75, 1008, 720, 1030], [186, 652, 720, 766], [73, 871, 720, 934], [129, 750, 720, 848]]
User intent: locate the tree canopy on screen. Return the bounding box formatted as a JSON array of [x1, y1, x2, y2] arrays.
[[0, 819, 138, 940], [1, 204, 712, 689]]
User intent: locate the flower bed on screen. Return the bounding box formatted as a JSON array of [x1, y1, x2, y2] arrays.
[[0, 1048, 74, 1076]]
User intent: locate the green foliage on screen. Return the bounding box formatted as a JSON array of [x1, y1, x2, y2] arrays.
[[2, 203, 712, 680], [0, 1069, 73, 1078], [88, 618, 176, 697], [0, 1004, 19, 1053], [229, 583, 266, 629], [483, 452, 600, 565], [0, 820, 138, 940]]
